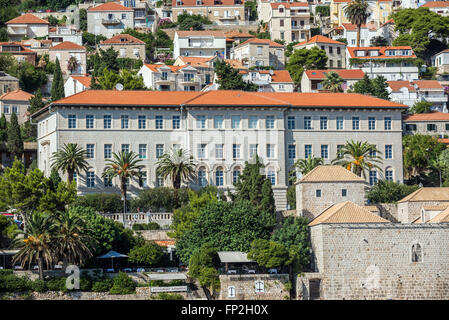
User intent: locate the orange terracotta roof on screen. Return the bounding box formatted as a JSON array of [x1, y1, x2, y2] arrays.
[[387, 81, 416, 92], [380, 18, 394, 28], [70, 76, 92, 89], [398, 187, 449, 203], [439, 138, 449, 144], [172, 0, 245, 6], [295, 35, 345, 47], [176, 30, 226, 37], [154, 240, 176, 247], [422, 1, 449, 7], [6, 13, 49, 25], [404, 112, 449, 122], [299, 165, 365, 183], [50, 41, 85, 51], [413, 80, 443, 90], [342, 23, 377, 31], [270, 2, 309, 8], [177, 56, 214, 68], [88, 1, 133, 11], [270, 70, 293, 83], [225, 30, 255, 39], [143, 63, 186, 73], [304, 69, 365, 80], [333, 0, 351, 2], [100, 34, 145, 45], [0, 42, 36, 53], [236, 38, 284, 49], [0, 89, 34, 101], [224, 58, 245, 69], [347, 46, 416, 59]]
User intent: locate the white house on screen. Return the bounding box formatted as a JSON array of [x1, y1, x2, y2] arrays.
[[6, 13, 49, 42], [173, 31, 226, 60], [64, 75, 92, 97], [432, 49, 449, 75], [240, 69, 294, 92], [48, 26, 83, 46], [421, 1, 449, 16], [87, 1, 134, 38]]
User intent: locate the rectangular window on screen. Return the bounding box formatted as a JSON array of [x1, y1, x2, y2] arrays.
[[384, 117, 392, 130], [305, 145, 312, 159], [304, 116, 312, 130], [139, 144, 147, 159], [369, 170, 378, 186], [368, 117, 376, 130], [139, 171, 148, 188], [287, 116, 296, 129], [385, 145, 392, 159], [198, 144, 206, 159], [249, 116, 258, 129], [156, 144, 164, 158], [321, 145, 328, 159], [352, 117, 360, 130], [342, 189, 347, 197], [121, 144, 129, 154], [197, 115, 206, 129], [155, 115, 163, 129], [138, 115, 146, 129], [86, 171, 95, 188], [214, 116, 224, 129], [3, 105, 9, 114], [172, 115, 180, 129], [12, 106, 17, 114], [233, 144, 241, 159], [266, 144, 275, 158], [231, 115, 241, 129], [86, 144, 94, 159], [121, 115, 129, 129], [68, 114, 76, 129], [288, 144, 296, 159], [249, 144, 258, 158], [104, 144, 112, 159], [266, 116, 275, 129], [320, 116, 328, 130], [336, 117, 344, 130], [427, 124, 437, 131], [337, 144, 344, 156], [215, 144, 224, 158], [86, 115, 94, 129], [385, 170, 393, 181], [316, 189, 321, 197], [104, 115, 112, 129]]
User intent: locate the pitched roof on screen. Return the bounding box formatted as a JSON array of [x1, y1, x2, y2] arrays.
[[6, 13, 49, 25], [225, 30, 255, 39], [88, 1, 133, 11], [143, 63, 186, 73], [0, 89, 33, 101], [175, 30, 226, 38], [413, 80, 443, 90], [50, 41, 85, 51], [295, 35, 345, 47], [176, 56, 214, 68], [347, 46, 416, 59], [69, 75, 92, 89], [236, 38, 284, 49], [428, 207, 449, 223], [0, 42, 36, 53], [422, 1, 449, 7], [398, 187, 449, 203], [270, 2, 309, 8], [100, 34, 145, 45], [387, 80, 416, 92], [298, 165, 365, 183], [308, 201, 389, 226], [224, 58, 245, 69], [304, 69, 365, 80], [404, 112, 449, 122], [270, 70, 293, 83], [172, 0, 245, 6]]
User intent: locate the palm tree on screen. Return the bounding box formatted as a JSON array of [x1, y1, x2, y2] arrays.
[[293, 158, 324, 175], [321, 71, 344, 93], [332, 140, 382, 178], [51, 143, 89, 183], [102, 151, 144, 202], [156, 148, 197, 189], [67, 56, 79, 74], [12, 213, 56, 280], [344, 0, 371, 47], [53, 211, 95, 270]]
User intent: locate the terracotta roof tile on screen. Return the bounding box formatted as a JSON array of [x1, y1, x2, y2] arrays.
[[224, 58, 245, 69], [270, 70, 293, 83], [176, 56, 214, 68], [304, 69, 364, 80], [50, 41, 85, 51], [0, 89, 34, 101], [100, 34, 145, 45], [236, 38, 284, 49], [0, 42, 36, 53], [422, 1, 449, 7], [428, 207, 449, 223], [347, 46, 416, 59], [295, 35, 346, 47], [270, 2, 309, 8], [413, 80, 443, 90], [387, 80, 416, 92], [298, 165, 365, 183], [88, 1, 133, 11], [70, 76, 92, 89], [342, 23, 378, 31], [404, 112, 449, 122], [143, 63, 186, 73], [6, 13, 49, 25], [398, 187, 449, 203], [224, 30, 255, 38], [308, 201, 389, 226]]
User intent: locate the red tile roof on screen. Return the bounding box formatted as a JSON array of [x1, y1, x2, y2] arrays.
[[225, 30, 255, 39], [100, 34, 145, 45], [70, 75, 92, 89], [50, 41, 86, 51], [0, 89, 34, 101], [175, 30, 226, 37], [176, 56, 214, 68], [295, 35, 346, 47], [387, 81, 416, 92], [413, 80, 443, 90], [172, 0, 245, 6], [388, 80, 443, 92], [347, 46, 416, 59], [270, 70, 293, 83], [88, 1, 133, 11], [422, 1, 449, 7], [304, 69, 365, 80], [143, 63, 187, 73], [6, 13, 49, 25], [404, 112, 449, 122], [342, 23, 377, 31], [0, 42, 36, 53], [270, 2, 309, 8], [236, 38, 284, 49]]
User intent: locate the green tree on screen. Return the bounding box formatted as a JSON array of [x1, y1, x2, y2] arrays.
[[79, 8, 87, 31], [51, 57, 64, 101], [0, 113, 7, 142], [351, 74, 374, 95], [332, 140, 383, 178], [321, 71, 344, 92], [48, 167, 62, 192], [129, 187, 190, 213], [247, 239, 292, 268], [410, 101, 433, 114], [156, 148, 197, 189], [344, 0, 371, 47], [370, 36, 388, 46], [371, 75, 390, 100], [28, 88, 45, 115], [7, 112, 24, 160], [286, 47, 327, 88], [97, 68, 145, 90], [51, 143, 89, 183], [72, 193, 125, 214], [128, 242, 164, 266], [188, 244, 220, 298], [214, 59, 258, 91], [109, 272, 136, 294], [366, 180, 420, 203]]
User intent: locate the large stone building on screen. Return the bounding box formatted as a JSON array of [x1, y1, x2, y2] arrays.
[[87, 1, 134, 38], [299, 200, 449, 300], [0, 42, 37, 66], [0, 89, 34, 124], [403, 111, 449, 136], [268, 2, 311, 44], [0, 72, 19, 95], [330, 0, 394, 29], [32, 90, 407, 211], [98, 34, 146, 62], [5, 13, 49, 42], [49, 42, 87, 77]]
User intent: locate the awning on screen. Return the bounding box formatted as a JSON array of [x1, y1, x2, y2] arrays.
[[217, 251, 253, 264], [97, 250, 128, 259], [147, 273, 187, 281]]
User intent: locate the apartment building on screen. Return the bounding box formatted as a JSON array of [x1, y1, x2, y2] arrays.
[[6, 13, 49, 42], [173, 56, 218, 86], [269, 2, 311, 44], [330, 0, 394, 28], [32, 90, 407, 211], [0, 89, 34, 124], [174, 31, 227, 59], [21, 39, 52, 56], [294, 35, 346, 69], [0, 42, 37, 66], [329, 20, 396, 47], [171, 0, 246, 25], [138, 63, 204, 91], [403, 112, 449, 137], [231, 38, 285, 69], [240, 69, 294, 92], [48, 26, 83, 46], [347, 46, 419, 81], [49, 42, 87, 76], [301, 69, 365, 92], [99, 34, 146, 62], [119, 0, 154, 28], [87, 2, 134, 38]]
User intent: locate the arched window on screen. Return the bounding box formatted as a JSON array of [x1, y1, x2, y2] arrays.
[[411, 243, 422, 262], [198, 167, 207, 187], [232, 167, 241, 184], [267, 168, 275, 186], [215, 167, 224, 186]]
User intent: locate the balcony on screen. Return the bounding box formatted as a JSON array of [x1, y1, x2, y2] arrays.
[[291, 24, 310, 30], [102, 18, 121, 25], [219, 15, 237, 20], [180, 77, 200, 85], [7, 27, 27, 35], [156, 77, 176, 85]]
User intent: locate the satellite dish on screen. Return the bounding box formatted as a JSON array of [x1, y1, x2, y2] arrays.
[[115, 83, 124, 91]]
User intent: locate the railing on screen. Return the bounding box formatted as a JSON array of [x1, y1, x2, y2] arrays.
[[100, 212, 173, 228], [102, 18, 121, 25]]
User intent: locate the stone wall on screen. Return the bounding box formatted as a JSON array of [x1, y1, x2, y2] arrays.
[[219, 274, 290, 300], [375, 203, 398, 222], [303, 223, 449, 300], [398, 201, 449, 223]]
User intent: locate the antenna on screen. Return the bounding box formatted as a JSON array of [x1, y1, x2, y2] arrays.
[[115, 83, 124, 91]]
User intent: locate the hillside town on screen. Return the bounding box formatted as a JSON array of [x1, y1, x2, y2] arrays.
[[1, 0, 449, 302]]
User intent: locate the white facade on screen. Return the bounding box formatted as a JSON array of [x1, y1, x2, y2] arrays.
[[137, 64, 204, 91], [87, 6, 134, 38], [432, 50, 449, 75], [64, 76, 90, 98], [48, 26, 83, 46], [173, 31, 227, 60], [240, 70, 294, 92]]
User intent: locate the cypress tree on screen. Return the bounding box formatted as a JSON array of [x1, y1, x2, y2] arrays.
[[49, 167, 62, 192], [0, 114, 7, 142], [28, 88, 46, 115], [7, 112, 24, 160], [51, 57, 65, 101]]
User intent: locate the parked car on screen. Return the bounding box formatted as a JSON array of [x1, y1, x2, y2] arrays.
[[13, 265, 23, 270], [32, 265, 39, 270], [46, 9, 53, 12], [268, 268, 278, 274]]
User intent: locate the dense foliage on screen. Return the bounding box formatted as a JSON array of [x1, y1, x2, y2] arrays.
[[215, 59, 258, 91], [286, 47, 327, 87], [367, 180, 420, 203], [350, 74, 390, 100]]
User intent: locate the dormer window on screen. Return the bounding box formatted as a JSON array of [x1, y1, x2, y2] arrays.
[[279, 7, 284, 13], [369, 50, 379, 57], [356, 50, 366, 57], [196, 0, 201, 5], [386, 50, 396, 56]]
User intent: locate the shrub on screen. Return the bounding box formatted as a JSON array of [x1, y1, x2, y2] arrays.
[[45, 277, 67, 292], [109, 272, 136, 295], [130, 187, 189, 212], [128, 242, 164, 266], [32, 279, 47, 293], [151, 292, 184, 300], [71, 193, 124, 213], [0, 274, 32, 292], [132, 222, 161, 231], [92, 278, 114, 292], [79, 277, 92, 291]]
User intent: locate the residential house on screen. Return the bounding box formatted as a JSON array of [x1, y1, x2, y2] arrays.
[[48, 26, 83, 46], [403, 111, 449, 137], [119, 0, 154, 28], [0, 72, 19, 95], [171, 0, 246, 26], [32, 90, 407, 210], [301, 69, 365, 92], [6, 13, 49, 42], [432, 49, 449, 75], [87, 1, 134, 38], [346, 46, 419, 81], [21, 39, 52, 56], [268, 2, 311, 44], [99, 34, 146, 62], [49, 41, 87, 77], [388, 80, 447, 111], [422, 1, 449, 16], [231, 38, 285, 69], [137, 63, 204, 91], [330, 0, 394, 29], [240, 69, 294, 92], [0, 42, 37, 66], [294, 35, 346, 69], [173, 56, 218, 86], [173, 31, 227, 59], [328, 23, 378, 47], [0, 89, 34, 124], [64, 75, 92, 97]]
